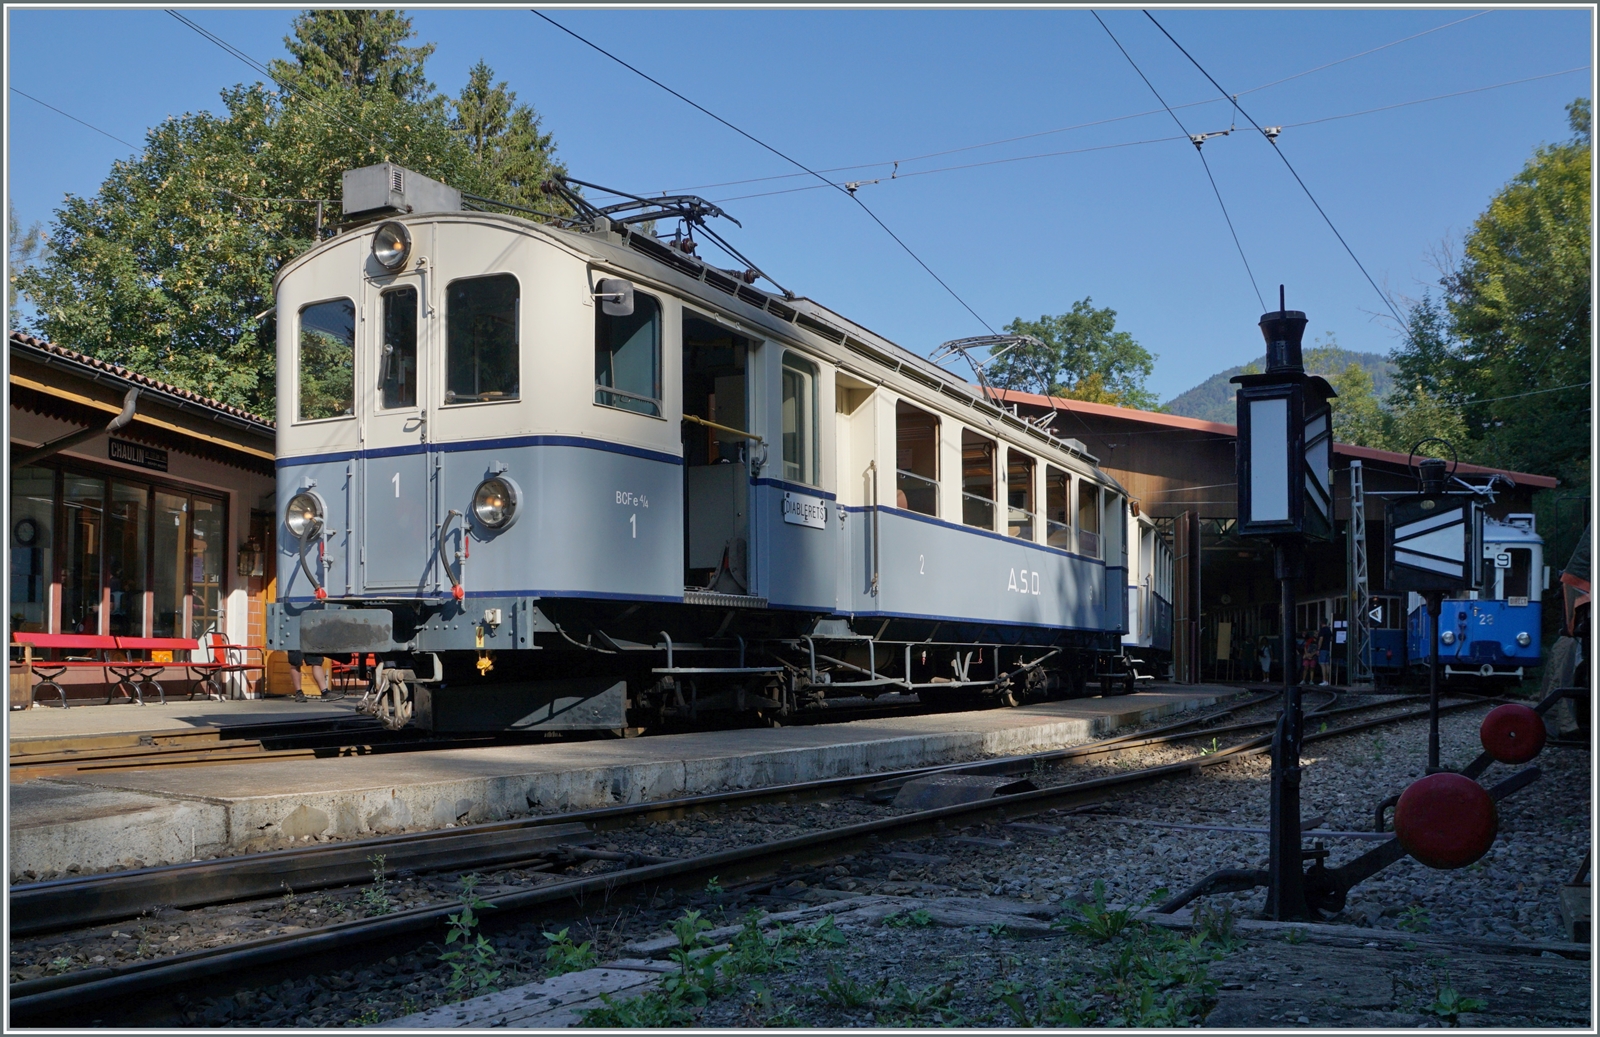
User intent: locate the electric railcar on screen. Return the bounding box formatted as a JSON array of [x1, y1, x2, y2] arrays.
[[267, 164, 1159, 731], [1122, 508, 1174, 681]]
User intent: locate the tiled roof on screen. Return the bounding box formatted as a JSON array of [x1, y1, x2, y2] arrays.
[[9, 331, 274, 432], [991, 386, 1560, 490]]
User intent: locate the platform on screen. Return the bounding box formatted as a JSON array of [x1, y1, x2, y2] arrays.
[[8, 697, 362, 743], [8, 686, 1246, 878]]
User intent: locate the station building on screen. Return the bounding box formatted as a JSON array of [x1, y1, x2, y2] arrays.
[[8, 331, 277, 697], [991, 388, 1559, 683]]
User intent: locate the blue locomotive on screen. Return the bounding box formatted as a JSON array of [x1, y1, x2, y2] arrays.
[[266, 165, 1159, 730]]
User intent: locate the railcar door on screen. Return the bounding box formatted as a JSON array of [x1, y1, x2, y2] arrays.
[[682, 314, 754, 595], [360, 269, 436, 593]]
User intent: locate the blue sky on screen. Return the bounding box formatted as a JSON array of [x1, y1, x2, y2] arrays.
[[6, 6, 1593, 401]]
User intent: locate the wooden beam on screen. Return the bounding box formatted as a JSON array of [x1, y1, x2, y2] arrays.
[[9, 374, 275, 462]]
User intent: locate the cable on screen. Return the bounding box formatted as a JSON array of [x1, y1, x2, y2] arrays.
[[10, 87, 140, 150], [1457, 380, 1592, 407], [1143, 10, 1408, 332], [1283, 66, 1590, 130], [165, 10, 383, 154], [530, 9, 995, 334], [663, 10, 1498, 197], [1092, 11, 1265, 311]]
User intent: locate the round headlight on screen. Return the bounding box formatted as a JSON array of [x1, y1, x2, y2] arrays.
[[1440, 630, 1456, 646], [372, 221, 411, 270], [286, 492, 324, 538], [1516, 631, 1532, 647], [472, 477, 517, 529]]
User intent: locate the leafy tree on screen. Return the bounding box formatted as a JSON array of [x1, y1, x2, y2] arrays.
[[8, 202, 49, 327], [1327, 361, 1388, 448], [14, 12, 569, 415], [990, 297, 1159, 409], [268, 9, 436, 102]]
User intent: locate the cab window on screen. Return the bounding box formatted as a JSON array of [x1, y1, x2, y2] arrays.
[[297, 298, 355, 421], [596, 291, 661, 416], [380, 286, 418, 409], [445, 274, 519, 403], [781, 353, 819, 485]]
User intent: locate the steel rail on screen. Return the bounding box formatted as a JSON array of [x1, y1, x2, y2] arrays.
[[8, 696, 1492, 1025], [11, 691, 1274, 934]]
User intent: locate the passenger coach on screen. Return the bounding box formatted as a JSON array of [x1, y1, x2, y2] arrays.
[[269, 164, 1147, 730]]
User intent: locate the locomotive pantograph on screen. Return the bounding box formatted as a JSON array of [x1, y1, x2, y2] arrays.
[[268, 164, 1170, 731]]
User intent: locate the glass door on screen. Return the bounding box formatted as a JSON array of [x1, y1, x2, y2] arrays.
[[362, 276, 435, 592]]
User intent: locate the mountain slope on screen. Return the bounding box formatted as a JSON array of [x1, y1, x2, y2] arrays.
[[1163, 348, 1396, 424]]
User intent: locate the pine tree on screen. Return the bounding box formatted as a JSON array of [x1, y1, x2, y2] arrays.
[[452, 61, 565, 209], [268, 9, 436, 102]]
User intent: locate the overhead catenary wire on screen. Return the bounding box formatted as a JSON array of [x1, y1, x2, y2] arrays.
[[1143, 10, 1408, 333], [1091, 10, 1265, 311], [530, 8, 996, 335], [10, 87, 141, 150], [665, 9, 1496, 197]]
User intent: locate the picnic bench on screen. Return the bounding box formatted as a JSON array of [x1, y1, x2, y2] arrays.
[[9, 633, 266, 707]]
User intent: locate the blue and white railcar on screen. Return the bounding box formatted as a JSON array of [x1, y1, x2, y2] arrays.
[[268, 165, 1137, 730], [1406, 513, 1545, 683], [1121, 508, 1174, 681]]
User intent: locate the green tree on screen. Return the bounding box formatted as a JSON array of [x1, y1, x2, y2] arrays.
[[8, 202, 50, 328], [268, 9, 436, 102], [1327, 361, 1388, 448], [15, 13, 570, 415], [452, 61, 566, 209], [990, 297, 1159, 409]]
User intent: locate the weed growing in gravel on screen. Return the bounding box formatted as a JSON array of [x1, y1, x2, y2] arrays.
[[1193, 900, 1241, 951], [820, 964, 879, 1008], [704, 876, 723, 894], [354, 1005, 381, 1026], [1425, 984, 1487, 1022], [439, 875, 500, 998], [1285, 926, 1308, 945], [541, 927, 599, 977], [1398, 905, 1431, 933], [1055, 880, 1147, 940], [1199, 737, 1221, 756], [885, 908, 934, 928], [47, 956, 72, 974], [361, 854, 393, 916]]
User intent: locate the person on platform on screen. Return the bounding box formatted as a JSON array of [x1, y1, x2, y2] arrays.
[[287, 650, 333, 701], [1317, 620, 1335, 686], [1257, 638, 1272, 683]]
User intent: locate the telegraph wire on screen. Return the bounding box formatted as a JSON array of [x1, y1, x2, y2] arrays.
[[665, 10, 1498, 197], [165, 10, 384, 154], [1281, 66, 1590, 130], [10, 87, 140, 150], [531, 8, 996, 334], [1144, 11, 1408, 332], [1091, 11, 1265, 312]]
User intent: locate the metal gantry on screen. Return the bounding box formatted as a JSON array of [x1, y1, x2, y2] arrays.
[[1348, 460, 1373, 685]]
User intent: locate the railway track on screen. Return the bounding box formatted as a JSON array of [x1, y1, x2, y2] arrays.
[[9, 691, 1500, 1026]]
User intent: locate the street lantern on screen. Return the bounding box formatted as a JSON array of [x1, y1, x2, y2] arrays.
[[1232, 295, 1336, 541]]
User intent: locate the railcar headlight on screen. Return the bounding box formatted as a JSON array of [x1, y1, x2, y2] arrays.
[[372, 221, 411, 270], [472, 477, 518, 530], [1440, 630, 1456, 646], [286, 492, 324, 538], [1516, 631, 1532, 647]]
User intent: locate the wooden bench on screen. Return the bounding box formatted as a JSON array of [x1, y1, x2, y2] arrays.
[[110, 637, 204, 704], [9, 634, 117, 708], [183, 634, 266, 701]]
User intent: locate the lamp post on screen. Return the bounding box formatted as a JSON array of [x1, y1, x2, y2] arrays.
[[1231, 287, 1336, 921]]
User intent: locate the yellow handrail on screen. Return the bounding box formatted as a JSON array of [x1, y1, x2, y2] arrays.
[[682, 413, 764, 444]]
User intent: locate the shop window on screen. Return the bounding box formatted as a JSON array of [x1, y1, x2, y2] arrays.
[[380, 286, 418, 409], [9, 466, 54, 633], [595, 290, 661, 415], [298, 298, 355, 421], [153, 492, 187, 638], [961, 430, 996, 530], [781, 353, 819, 485], [106, 482, 148, 637], [895, 402, 939, 516], [62, 474, 105, 634], [191, 498, 224, 637], [1078, 482, 1100, 558], [1045, 466, 1071, 548], [446, 274, 519, 403], [1007, 449, 1035, 540]]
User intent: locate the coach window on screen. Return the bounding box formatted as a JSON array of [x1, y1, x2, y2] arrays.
[[1078, 481, 1101, 558], [379, 286, 418, 409], [595, 290, 661, 416], [297, 298, 355, 421], [894, 402, 939, 516], [961, 430, 997, 530], [446, 274, 520, 403], [1045, 466, 1072, 548], [781, 353, 819, 485], [1007, 449, 1035, 541]]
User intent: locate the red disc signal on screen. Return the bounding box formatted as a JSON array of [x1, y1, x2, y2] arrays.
[[1393, 772, 1497, 870], [1480, 703, 1546, 764]]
